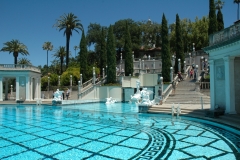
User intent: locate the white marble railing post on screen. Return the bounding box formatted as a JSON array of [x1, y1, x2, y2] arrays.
[[170, 67, 173, 82], [48, 77, 50, 99], [93, 67, 96, 85], [58, 76, 60, 86], [184, 61, 186, 73], [78, 81, 81, 99], [70, 75, 72, 98], [195, 65, 199, 81], [80, 74, 82, 86], [178, 59, 181, 72]]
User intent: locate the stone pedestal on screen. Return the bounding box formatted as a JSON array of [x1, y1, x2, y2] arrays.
[[138, 104, 150, 113]]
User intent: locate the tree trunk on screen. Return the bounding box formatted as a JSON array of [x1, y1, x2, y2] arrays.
[[66, 34, 70, 69], [60, 56, 63, 74], [13, 52, 18, 65], [47, 50, 49, 74]]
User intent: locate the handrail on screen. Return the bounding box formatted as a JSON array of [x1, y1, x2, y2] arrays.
[[162, 74, 179, 102], [80, 85, 94, 98], [82, 78, 93, 88], [79, 75, 107, 98], [0, 64, 41, 72]]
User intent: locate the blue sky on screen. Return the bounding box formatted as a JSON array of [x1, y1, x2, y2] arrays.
[[0, 0, 238, 67]]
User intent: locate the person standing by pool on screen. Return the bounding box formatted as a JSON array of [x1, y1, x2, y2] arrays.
[[66, 88, 70, 100]]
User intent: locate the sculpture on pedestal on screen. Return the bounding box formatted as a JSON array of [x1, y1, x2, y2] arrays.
[[106, 97, 117, 104], [130, 80, 155, 105], [52, 89, 64, 105]]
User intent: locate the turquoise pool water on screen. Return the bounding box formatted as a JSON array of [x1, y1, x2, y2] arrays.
[[0, 102, 239, 159]]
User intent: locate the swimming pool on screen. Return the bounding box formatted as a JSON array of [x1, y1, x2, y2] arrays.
[[0, 102, 239, 159]]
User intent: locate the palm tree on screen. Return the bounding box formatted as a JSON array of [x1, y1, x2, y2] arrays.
[[18, 57, 32, 65], [54, 13, 83, 69], [42, 41, 53, 74], [53, 46, 66, 74], [234, 0, 240, 20], [0, 39, 29, 65], [74, 45, 79, 57], [215, 0, 224, 10]]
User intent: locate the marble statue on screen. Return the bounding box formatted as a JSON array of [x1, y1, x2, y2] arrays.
[[176, 104, 181, 117], [106, 97, 117, 104], [52, 89, 64, 105], [130, 80, 155, 105], [171, 103, 181, 117], [171, 104, 175, 117]]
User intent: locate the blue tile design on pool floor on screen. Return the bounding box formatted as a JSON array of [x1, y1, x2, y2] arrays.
[[54, 148, 92, 160], [81, 132, 107, 140], [35, 143, 69, 156], [5, 151, 44, 160], [99, 135, 127, 144], [79, 141, 112, 152], [0, 145, 27, 159], [120, 138, 148, 149], [21, 138, 52, 148], [0, 103, 239, 160], [100, 145, 141, 159], [0, 139, 13, 147], [61, 137, 90, 147]]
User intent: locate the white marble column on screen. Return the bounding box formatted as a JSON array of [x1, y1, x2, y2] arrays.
[[5, 78, 8, 100], [36, 78, 39, 99], [224, 56, 236, 114], [0, 77, 3, 101], [209, 60, 215, 110], [26, 76, 30, 101], [38, 78, 41, 99], [16, 76, 19, 100]]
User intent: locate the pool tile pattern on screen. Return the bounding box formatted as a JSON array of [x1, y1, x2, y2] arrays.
[[0, 103, 239, 160]]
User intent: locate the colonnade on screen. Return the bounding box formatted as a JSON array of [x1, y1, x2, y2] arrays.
[[0, 75, 41, 101]]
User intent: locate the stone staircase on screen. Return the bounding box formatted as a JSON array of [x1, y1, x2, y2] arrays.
[[148, 77, 211, 115], [164, 78, 210, 104]]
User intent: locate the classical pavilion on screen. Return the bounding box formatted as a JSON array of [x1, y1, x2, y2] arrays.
[[203, 21, 240, 114], [0, 64, 41, 101]]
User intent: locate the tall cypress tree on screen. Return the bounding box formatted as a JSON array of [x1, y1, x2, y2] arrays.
[[124, 22, 133, 76], [208, 0, 217, 35], [100, 27, 107, 76], [175, 14, 184, 73], [217, 9, 224, 31], [161, 14, 171, 82], [106, 25, 116, 84], [79, 31, 88, 82]]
